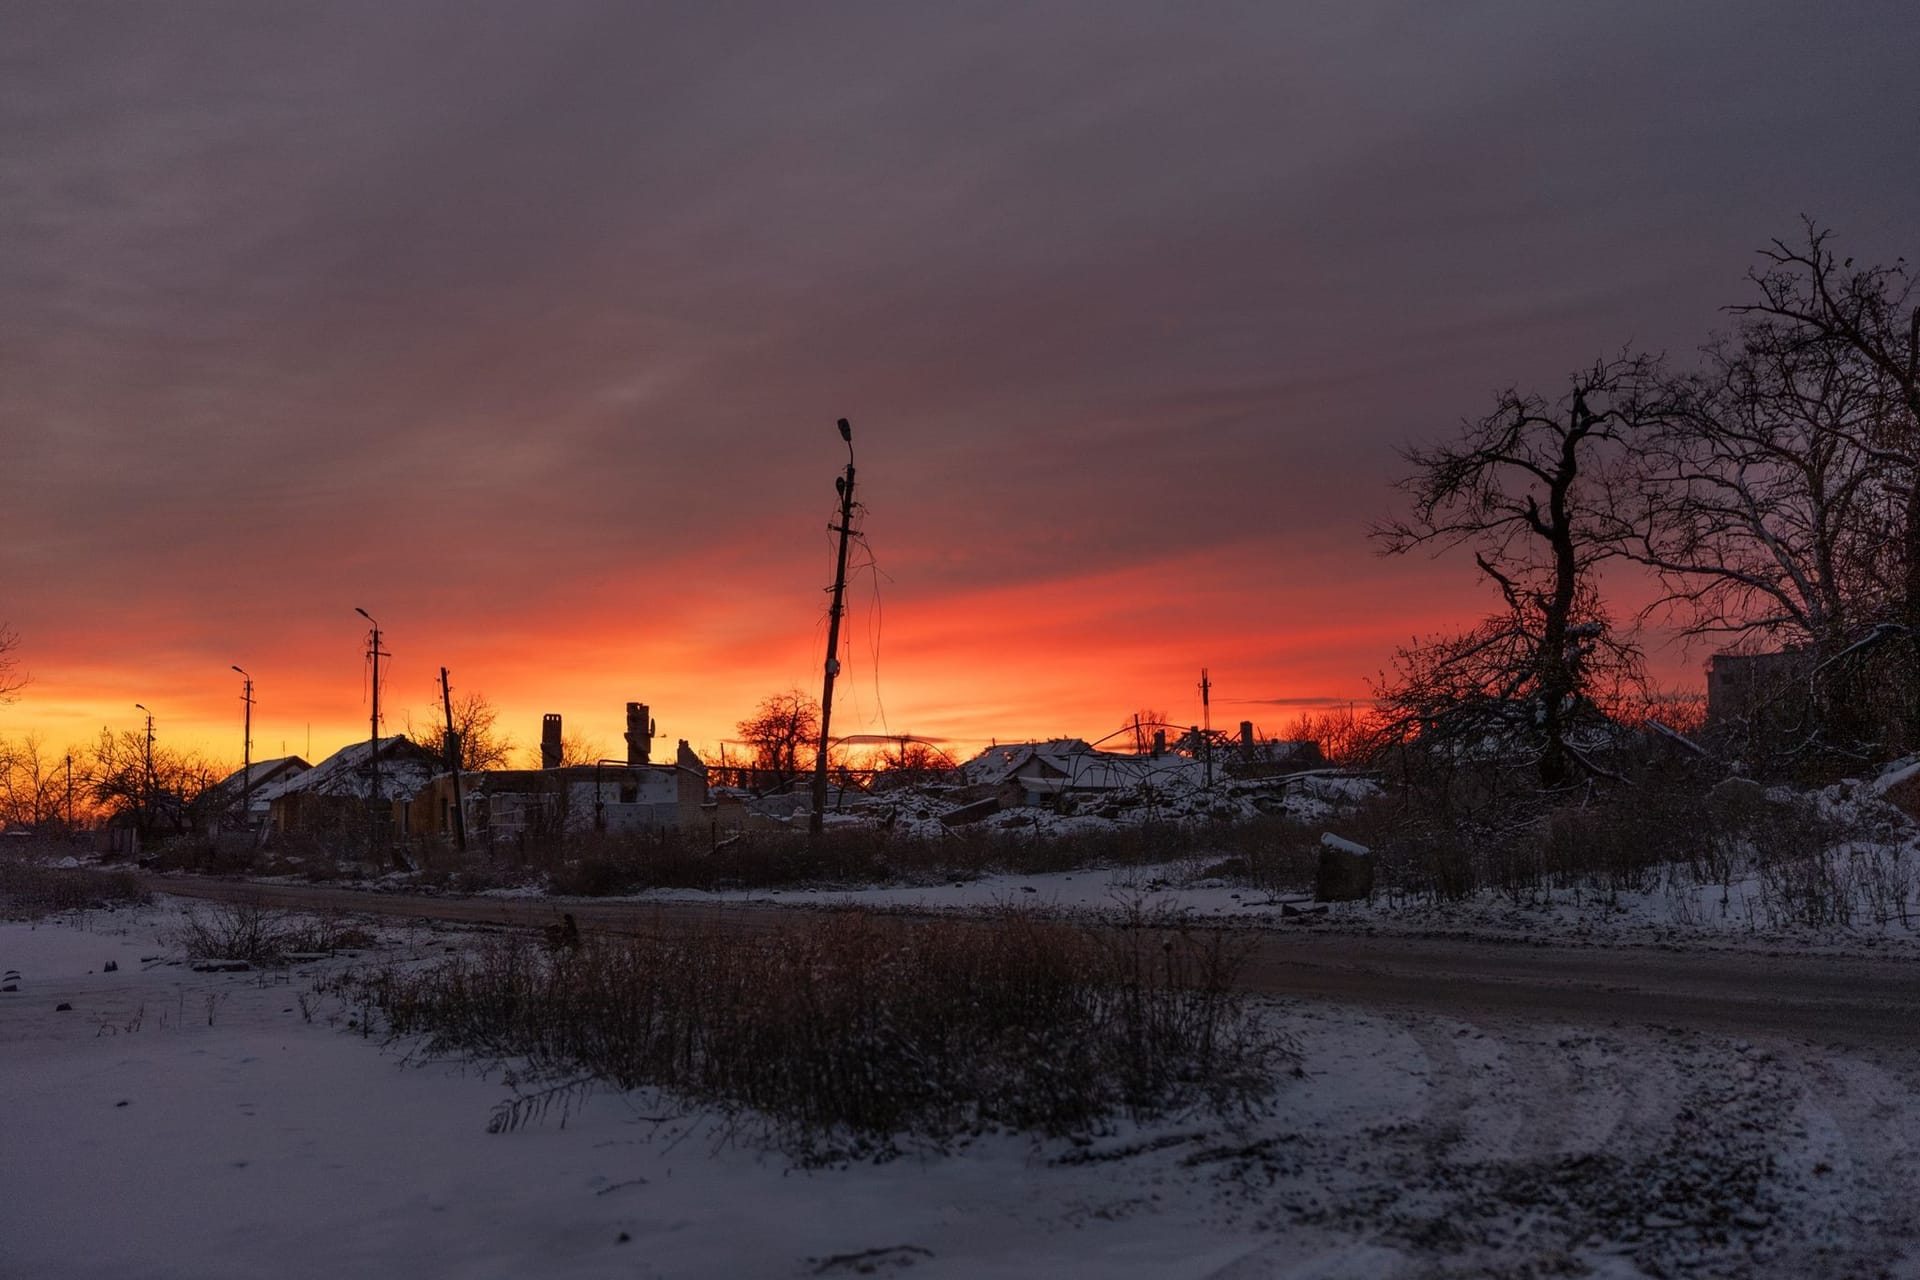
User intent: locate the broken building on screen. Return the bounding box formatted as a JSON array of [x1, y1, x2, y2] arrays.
[[406, 702, 709, 844]]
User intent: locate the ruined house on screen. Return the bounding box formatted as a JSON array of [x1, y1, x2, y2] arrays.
[[257, 737, 440, 838], [405, 702, 709, 844], [959, 728, 1320, 808]]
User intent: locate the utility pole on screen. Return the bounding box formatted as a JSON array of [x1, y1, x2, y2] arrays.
[[1199, 668, 1213, 792], [440, 666, 468, 853], [232, 666, 254, 827], [64, 752, 73, 831], [356, 608, 387, 861], [810, 417, 857, 839], [134, 704, 155, 840]]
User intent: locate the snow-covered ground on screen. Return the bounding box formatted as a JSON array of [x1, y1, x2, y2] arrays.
[[5, 902, 1918, 1278], [561, 846, 1920, 958], [518, 761, 1920, 956], [819, 769, 1377, 840]]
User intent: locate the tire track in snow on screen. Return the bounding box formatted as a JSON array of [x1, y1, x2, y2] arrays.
[[1767, 1046, 1920, 1277]]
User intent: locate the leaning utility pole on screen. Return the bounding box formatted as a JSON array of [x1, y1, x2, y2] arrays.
[[356, 608, 387, 861], [440, 666, 468, 853], [810, 417, 857, 838], [1199, 667, 1213, 792]]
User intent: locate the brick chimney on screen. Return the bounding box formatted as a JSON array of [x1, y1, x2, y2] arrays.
[[625, 702, 655, 767]]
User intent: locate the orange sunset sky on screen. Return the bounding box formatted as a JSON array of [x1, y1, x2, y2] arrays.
[[5, 4, 1918, 771]]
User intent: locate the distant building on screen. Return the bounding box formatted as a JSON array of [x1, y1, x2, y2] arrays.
[[1226, 721, 1324, 775], [209, 756, 310, 823], [406, 706, 707, 844], [957, 733, 1318, 807], [1705, 650, 1809, 733], [257, 737, 441, 837]]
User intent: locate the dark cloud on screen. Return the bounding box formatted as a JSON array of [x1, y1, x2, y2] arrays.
[[3, 1, 1917, 747]]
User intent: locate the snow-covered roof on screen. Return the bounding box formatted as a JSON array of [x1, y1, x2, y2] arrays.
[[1013, 750, 1208, 794], [256, 737, 437, 803], [958, 740, 1094, 786], [215, 756, 309, 792]]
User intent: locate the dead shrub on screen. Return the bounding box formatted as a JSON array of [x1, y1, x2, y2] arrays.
[[443, 819, 1262, 898], [172, 901, 296, 965], [350, 907, 1291, 1154], [0, 859, 149, 920], [172, 902, 376, 965]]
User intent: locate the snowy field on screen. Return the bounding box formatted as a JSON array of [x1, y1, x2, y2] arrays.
[[4, 901, 1918, 1278], [568, 854, 1920, 959], [490, 759, 1920, 957]]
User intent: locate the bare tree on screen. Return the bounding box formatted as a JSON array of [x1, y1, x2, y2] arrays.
[[409, 689, 514, 772], [1116, 709, 1169, 753], [735, 691, 820, 791], [866, 737, 953, 790], [1632, 326, 1890, 652], [1374, 356, 1673, 788], [1730, 221, 1920, 744], [0, 734, 64, 829], [0, 624, 25, 705], [88, 727, 224, 838], [546, 730, 607, 769], [1625, 313, 1908, 753], [1278, 705, 1382, 767]]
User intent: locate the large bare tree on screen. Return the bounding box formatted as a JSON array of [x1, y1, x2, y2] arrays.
[[1730, 223, 1920, 743], [735, 691, 820, 791], [1632, 323, 1892, 649], [1375, 356, 1674, 788], [1625, 313, 1904, 752]]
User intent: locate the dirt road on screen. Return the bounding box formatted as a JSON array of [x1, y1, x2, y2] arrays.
[[150, 874, 1920, 1051]]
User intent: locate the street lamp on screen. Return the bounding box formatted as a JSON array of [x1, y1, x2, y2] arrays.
[[232, 666, 255, 828]]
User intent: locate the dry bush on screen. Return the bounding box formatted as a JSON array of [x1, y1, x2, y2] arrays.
[[1324, 762, 1738, 905], [1745, 797, 1910, 928], [172, 901, 295, 965], [535, 821, 1211, 897], [172, 902, 375, 965], [0, 858, 148, 920], [351, 907, 1291, 1154], [1343, 755, 1910, 926], [1182, 820, 1340, 897]]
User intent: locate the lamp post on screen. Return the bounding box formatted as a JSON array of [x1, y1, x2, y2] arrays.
[[232, 666, 255, 828], [133, 703, 155, 839]]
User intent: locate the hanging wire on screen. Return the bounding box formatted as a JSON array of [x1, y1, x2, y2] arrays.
[[855, 531, 892, 739]]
